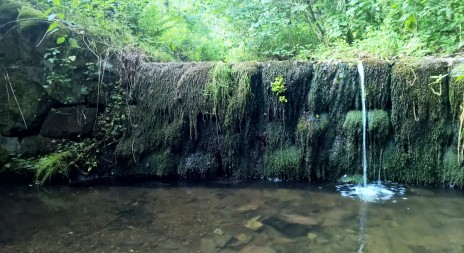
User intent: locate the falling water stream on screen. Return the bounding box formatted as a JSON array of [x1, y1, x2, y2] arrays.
[[358, 61, 368, 187]]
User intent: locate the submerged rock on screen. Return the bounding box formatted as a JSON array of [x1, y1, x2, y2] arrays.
[[245, 216, 263, 231]]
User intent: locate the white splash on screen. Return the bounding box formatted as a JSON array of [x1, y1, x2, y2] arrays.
[[336, 182, 406, 203]]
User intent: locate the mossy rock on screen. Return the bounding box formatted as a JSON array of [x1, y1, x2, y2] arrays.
[[17, 6, 45, 35], [263, 146, 301, 179], [0, 71, 57, 136]]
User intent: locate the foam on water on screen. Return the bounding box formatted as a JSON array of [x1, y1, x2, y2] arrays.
[[336, 182, 406, 203]]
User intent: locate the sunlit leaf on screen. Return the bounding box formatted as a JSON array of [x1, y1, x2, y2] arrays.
[[56, 36, 66, 44], [52, 0, 61, 7], [47, 22, 59, 32]]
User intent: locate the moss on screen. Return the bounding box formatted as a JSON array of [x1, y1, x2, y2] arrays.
[[0, 71, 56, 136], [263, 146, 301, 179], [390, 58, 449, 185], [368, 110, 390, 142], [204, 62, 234, 120], [343, 111, 363, 136], [441, 147, 464, 187], [224, 62, 259, 128], [266, 122, 291, 151], [141, 150, 177, 176], [17, 6, 45, 34]]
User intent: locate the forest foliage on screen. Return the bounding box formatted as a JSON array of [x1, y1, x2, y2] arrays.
[[14, 0, 464, 61]]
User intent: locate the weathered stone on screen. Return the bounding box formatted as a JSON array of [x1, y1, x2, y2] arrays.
[[40, 106, 98, 139], [0, 136, 20, 166], [20, 135, 59, 158], [0, 71, 56, 136]]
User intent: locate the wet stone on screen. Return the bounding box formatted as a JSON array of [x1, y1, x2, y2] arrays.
[[215, 233, 233, 248], [214, 228, 224, 236], [200, 238, 216, 253]]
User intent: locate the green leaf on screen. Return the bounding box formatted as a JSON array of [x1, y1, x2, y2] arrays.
[[52, 0, 61, 7], [68, 55, 76, 61], [68, 38, 80, 48], [47, 22, 59, 32], [56, 36, 66, 44]]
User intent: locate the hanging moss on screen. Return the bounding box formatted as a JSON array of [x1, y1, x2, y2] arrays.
[[390, 58, 450, 185], [224, 62, 260, 129], [204, 62, 234, 121], [363, 59, 391, 109], [263, 146, 301, 180]]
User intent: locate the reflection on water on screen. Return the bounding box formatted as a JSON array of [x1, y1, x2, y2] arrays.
[[0, 181, 463, 253]]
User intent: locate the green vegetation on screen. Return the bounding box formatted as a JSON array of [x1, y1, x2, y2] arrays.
[[271, 75, 287, 103], [263, 146, 301, 180], [6, 0, 461, 62], [35, 151, 70, 185]]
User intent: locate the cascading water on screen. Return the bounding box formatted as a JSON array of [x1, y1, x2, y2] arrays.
[[358, 61, 368, 187], [336, 60, 406, 203]]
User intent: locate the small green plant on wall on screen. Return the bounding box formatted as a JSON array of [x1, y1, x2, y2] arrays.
[[271, 75, 287, 103]]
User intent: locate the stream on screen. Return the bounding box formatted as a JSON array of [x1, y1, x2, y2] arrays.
[[0, 180, 463, 253]]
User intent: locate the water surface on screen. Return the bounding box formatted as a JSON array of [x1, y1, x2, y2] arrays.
[[0, 181, 463, 253]]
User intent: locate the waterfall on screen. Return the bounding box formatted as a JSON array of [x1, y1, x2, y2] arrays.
[[358, 60, 368, 187]]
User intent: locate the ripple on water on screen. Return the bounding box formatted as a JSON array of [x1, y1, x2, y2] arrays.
[[336, 182, 406, 202]]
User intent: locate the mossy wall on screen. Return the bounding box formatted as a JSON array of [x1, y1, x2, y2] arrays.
[[109, 56, 464, 187]]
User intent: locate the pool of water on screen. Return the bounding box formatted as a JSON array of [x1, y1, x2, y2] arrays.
[[0, 180, 463, 253]]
